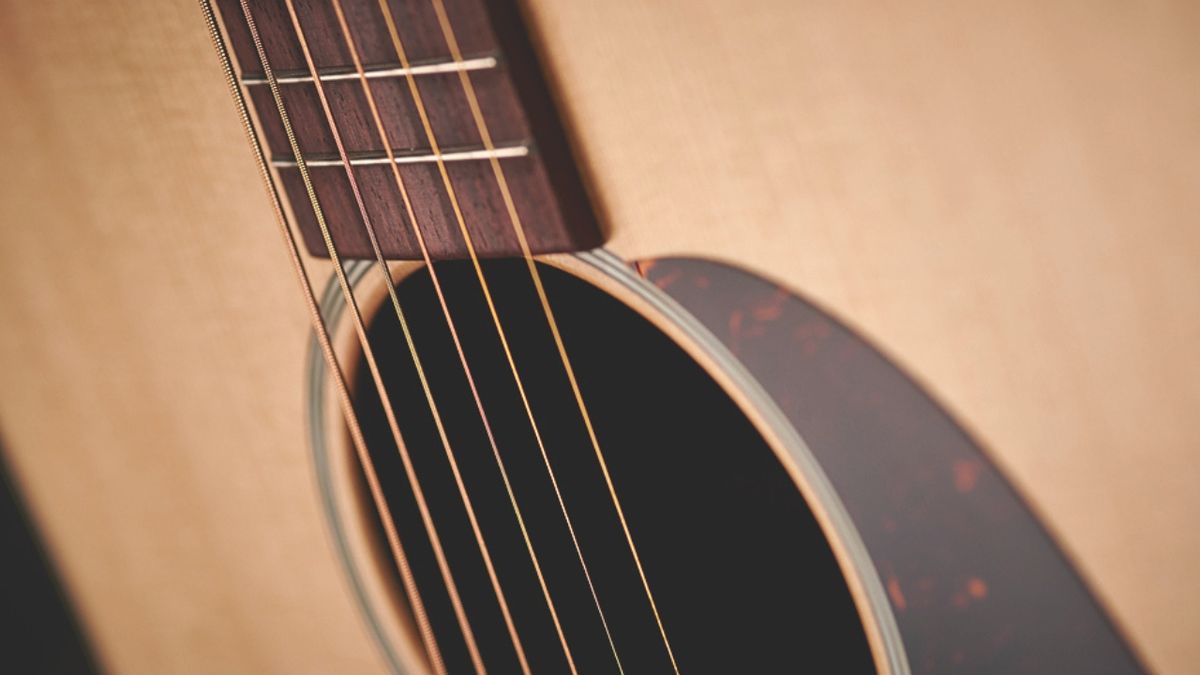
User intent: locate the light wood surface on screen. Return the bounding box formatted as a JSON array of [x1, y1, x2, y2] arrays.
[[0, 0, 1197, 673]]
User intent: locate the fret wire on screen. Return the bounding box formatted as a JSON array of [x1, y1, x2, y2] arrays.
[[240, 55, 498, 85], [237, 1, 483, 673], [371, 0, 631, 671], [279, 0, 533, 671], [200, 2, 444, 673], [270, 144, 529, 168], [427, 0, 684, 671], [326, 0, 583, 671]]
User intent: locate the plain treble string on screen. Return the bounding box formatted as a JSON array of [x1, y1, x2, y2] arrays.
[[325, 0, 584, 671], [427, 0, 683, 671], [372, 0, 630, 671], [278, 0, 534, 672]]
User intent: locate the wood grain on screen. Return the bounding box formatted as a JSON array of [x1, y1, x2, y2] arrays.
[[217, 0, 603, 260], [525, 2, 1200, 671], [0, 0, 1196, 673], [0, 2, 381, 672]]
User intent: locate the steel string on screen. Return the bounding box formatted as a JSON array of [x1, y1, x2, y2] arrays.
[[237, 1, 486, 672], [203, 2, 445, 673], [325, 0, 584, 671], [426, 0, 682, 670], [372, 0, 635, 670]]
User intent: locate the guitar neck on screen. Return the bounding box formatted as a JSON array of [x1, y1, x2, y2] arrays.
[[214, 0, 601, 261]]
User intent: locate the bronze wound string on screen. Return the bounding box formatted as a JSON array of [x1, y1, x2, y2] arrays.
[[237, 1, 486, 672], [278, 0, 535, 672], [202, 2, 445, 673]]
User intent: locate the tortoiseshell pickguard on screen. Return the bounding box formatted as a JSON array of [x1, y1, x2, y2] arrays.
[[637, 257, 1144, 674]]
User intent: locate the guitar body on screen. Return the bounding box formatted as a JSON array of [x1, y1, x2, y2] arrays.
[[0, 0, 1197, 673]]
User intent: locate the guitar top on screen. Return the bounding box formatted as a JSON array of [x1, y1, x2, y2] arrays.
[[0, 0, 1197, 673]]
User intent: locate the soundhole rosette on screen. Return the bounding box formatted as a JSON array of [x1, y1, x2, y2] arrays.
[[306, 251, 906, 674]]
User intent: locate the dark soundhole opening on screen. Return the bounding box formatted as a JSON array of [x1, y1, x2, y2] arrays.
[[350, 260, 874, 673]]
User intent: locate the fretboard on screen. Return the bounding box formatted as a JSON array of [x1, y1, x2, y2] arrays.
[[213, 0, 602, 261]]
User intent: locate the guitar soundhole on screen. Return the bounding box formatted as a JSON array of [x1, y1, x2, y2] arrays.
[[349, 260, 874, 673]]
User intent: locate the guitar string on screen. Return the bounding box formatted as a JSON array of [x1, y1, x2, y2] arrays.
[[279, 1, 535, 673], [233, 1, 675, 671], [426, 1, 682, 671], [372, 0, 627, 671], [236, 1, 488, 672], [326, 0, 581, 672], [201, 2, 446, 673]]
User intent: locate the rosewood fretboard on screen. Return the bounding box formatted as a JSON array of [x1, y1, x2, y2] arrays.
[[214, 0, 602, 260]]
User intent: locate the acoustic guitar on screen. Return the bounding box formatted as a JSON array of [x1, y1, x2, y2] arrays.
[[0, 0, 1196, 673]]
